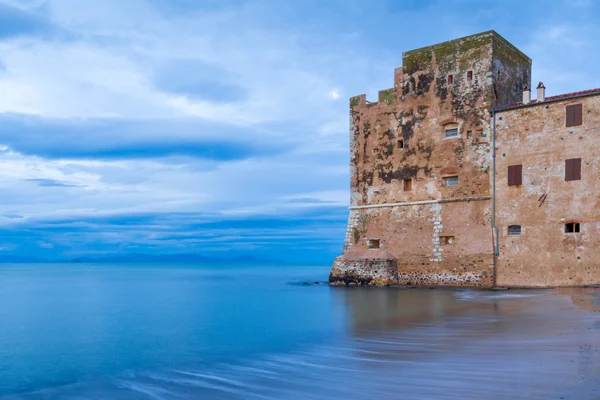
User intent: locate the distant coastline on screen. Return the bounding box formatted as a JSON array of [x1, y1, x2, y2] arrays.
[[0, 253, 285, 264]]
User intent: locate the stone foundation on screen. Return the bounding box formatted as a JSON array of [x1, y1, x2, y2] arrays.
[[329, 257, 398, 286], [329, 254, 494, 287]]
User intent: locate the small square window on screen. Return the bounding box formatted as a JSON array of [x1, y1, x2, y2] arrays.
[[467, 71, 473, 84], [443, 176, 458, 187], [440, 236, 454, 245], [447, 74, 453, 85], [565, 223, 580, 233], [367, 238, 380, 249], [508, 225, 521, 235], [397, 139, 404, 149], [403, 179, 412, 191], [444, 123, 459, 138]]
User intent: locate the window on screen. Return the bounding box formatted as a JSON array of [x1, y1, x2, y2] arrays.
[[467, 130, 472, 139], [566, 104, 583, 127], [447, 74, 453, 85], [508, 165, 522, 186], [565, 223, 580, 233], [443, 176, 458, 187], [467, 70, 473, 84], [565, 158, 582, 181], [444, 123, 459, 138], [497, 70, 501, 80], [367, 238, 380, 249], [397, 139, 404, 149], [508, 225, 521, 235], [403, 178, 412, 191], [440, 236, 454, 245]]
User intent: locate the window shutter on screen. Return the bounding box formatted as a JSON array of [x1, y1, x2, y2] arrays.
[[573, 158, 582, 180], [566, 104, 583, 127], [508, 165, 522, 186], [566, 158, 582, 181], [574, 104, 583, 126], [566, 106, 574, 127], [515, 164, 522, 185]]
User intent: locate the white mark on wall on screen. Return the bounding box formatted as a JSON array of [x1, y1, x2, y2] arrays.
[[429, 203, 443, 262]]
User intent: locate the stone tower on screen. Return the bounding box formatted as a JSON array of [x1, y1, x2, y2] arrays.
[[330, 31, 531, 286]]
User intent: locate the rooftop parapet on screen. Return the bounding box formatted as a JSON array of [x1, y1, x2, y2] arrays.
[[350, 30, 531, 107], [402, 30, 530, 75]]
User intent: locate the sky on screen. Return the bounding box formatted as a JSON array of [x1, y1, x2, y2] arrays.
[[0, 0, 599, 263]]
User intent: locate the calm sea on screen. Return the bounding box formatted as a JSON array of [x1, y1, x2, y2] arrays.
[[0, 263, 598, 399]]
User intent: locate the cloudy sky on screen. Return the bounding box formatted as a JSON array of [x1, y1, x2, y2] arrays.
[[0, 0, 598, 263]]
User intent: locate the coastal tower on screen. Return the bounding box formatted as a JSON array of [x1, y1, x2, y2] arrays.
[[330, 31, 531, 287]]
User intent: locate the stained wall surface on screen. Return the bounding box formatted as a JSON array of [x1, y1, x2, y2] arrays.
[[495, 95, 600, 287]]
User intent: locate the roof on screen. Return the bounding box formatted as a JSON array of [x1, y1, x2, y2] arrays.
[[494, 88, 600, 112], [403, 30, 530, 64]]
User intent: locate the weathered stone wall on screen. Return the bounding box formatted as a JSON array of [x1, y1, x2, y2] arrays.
[[341, 200, 494, 287], [491, 35, 532, 106], [332, 31, 530, 287], [495, 95, 600, 287]]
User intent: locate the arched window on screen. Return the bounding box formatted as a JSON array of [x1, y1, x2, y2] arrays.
[[444, 123, 459, 138]]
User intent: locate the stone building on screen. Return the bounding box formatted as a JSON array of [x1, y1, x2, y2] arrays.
[[329, 30, 600, 288]]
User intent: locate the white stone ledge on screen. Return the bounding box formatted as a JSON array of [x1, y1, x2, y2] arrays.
[[349, 196, 491, 210]]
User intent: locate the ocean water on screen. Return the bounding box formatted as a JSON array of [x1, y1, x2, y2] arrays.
[[0, 263, 599, 399]]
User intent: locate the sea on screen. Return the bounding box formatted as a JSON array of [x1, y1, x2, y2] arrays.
[[0, 263, 599, 399]]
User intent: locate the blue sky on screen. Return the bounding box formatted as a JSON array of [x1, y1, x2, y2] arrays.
[[0, 0, 599, 263]]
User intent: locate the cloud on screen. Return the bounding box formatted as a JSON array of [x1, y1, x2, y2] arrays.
[[0, 144, 348, 230], [25, 178, 82, 187], [0, 115, 296, 160], [0, 208, 348, 263]]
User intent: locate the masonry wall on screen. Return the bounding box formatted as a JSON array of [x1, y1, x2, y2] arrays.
[[331, 31, 531, 286], [495, 95, 600, 287]]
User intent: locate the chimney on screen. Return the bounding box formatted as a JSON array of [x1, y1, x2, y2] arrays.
[[537, 82, 546, 102], [522, 84, 531, 104]]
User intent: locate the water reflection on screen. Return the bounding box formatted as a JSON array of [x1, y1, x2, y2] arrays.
[[557, 287, 600, 312], [331, 287, 496, 331], [330, 287, 600, 399]]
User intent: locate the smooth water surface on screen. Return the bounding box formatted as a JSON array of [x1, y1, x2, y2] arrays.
[[0, 263, 599, 399]]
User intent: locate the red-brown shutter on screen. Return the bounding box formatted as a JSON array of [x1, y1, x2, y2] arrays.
[[565, 158, 581, 181], [573, 158, 582, 180], [566, 158, 582, 181], [574, 104, 583, 126], [566, 106, 574, 127], [566, 104, 583, 127], [508, 165, 522, 186]]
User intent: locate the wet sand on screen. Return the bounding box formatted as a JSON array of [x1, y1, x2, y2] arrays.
[[327, 287, 600, 399]]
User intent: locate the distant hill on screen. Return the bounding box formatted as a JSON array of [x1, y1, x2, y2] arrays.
[[0, 255, 46, 263]]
